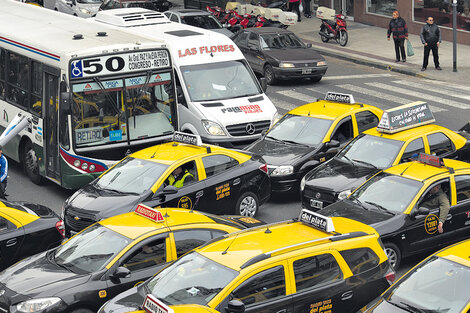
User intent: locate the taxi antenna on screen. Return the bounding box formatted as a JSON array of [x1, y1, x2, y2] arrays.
[[221, 234, 238, 255], [164, 207, 169, 218], [264, 226, 272, 234]]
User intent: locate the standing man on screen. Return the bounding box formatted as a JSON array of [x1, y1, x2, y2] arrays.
[[288, 0, 301, 22], [0, 145, 7, 199], [387, 10, 408, 62], [303, 0, 311, 18], [420, 16, 442, 71]]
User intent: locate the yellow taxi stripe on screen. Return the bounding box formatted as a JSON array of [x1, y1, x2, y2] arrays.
[[0, 207, 39, 227]]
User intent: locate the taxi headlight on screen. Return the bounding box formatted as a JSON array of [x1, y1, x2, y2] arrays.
[[338, 189, 352, 200], [79, 8, 91, 14], [271, 165, 293, 176], [202, 120, 225, 136], [300, 176, 306, 191], [279, 62, 295, 68], [317, 61, 327, 66], [17, 297, 62, 312], [272, 111, 282, 126]]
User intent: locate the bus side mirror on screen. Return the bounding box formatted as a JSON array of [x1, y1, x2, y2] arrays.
[[60, 92, 71, 115], [259, 77, 267, 92]]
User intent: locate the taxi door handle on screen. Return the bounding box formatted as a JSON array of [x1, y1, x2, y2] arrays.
[[446, 214, 452, 221], [196, 190, 204, 198], [233, 178, 241, 186], [341, 290, 353, 300], [6, 239, 17, 247]]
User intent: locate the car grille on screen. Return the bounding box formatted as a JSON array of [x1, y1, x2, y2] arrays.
[[226, 120, 271, 137], [304, 187, 337, 203], [294, 62, 318, 68], [65, 208, 97, 233]]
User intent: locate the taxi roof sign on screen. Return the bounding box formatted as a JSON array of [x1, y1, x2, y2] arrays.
[[143, 294, 174, 313], [416, 153, 444, 168], [325, 92, 355, 104], [135, 204, 165, 223], [299, 209, 335, 233], [377, 101, 435, 134], [172, 131, 203, 146]]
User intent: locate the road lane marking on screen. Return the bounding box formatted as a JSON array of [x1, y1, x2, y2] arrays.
[[322, 73, 394, 81], [275, 90, 317, 104], [393, 80, 470, 101], [425, 80, 470, 92]]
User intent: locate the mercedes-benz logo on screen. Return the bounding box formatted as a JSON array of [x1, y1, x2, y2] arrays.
[[246, 123, 256, 135], [0, 289, 5, 297], [315, 192, 321, 199]]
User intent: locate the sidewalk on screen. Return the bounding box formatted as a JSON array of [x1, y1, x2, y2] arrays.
[[288, 16, 470, 85]]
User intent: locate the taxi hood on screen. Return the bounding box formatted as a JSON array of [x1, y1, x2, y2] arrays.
[[66, 184, 142, 219], [318, 199, 392, 226], [305, 157, 378, 192], [245, 137, 314, 166], [0, 251, 90, 299], [105, 286, 143, 313]]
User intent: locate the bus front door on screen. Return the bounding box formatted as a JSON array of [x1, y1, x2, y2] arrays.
[[44, 73, 60, 181]]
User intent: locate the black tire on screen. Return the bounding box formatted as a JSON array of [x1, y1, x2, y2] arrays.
[[320, 25, 329, 43], [22, 140, 42, 185], [384, 242, 401, 270], [235, 192, 259, 217], [70, 309, 93, 313], [310, 76, 322, 83], [338, 29, 348, 46], [263, 64, 276, 85]]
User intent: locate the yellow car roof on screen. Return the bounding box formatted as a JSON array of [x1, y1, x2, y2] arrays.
[[435, 239, 470, 268], [130, 142, 250, 165], [364, 124, 457, 142], [0, 201, 39, 227], [385, 158, 470, 182], [289, 100, 380, 120], [197, 217, 377, 270], [100, 208, 233, 240]]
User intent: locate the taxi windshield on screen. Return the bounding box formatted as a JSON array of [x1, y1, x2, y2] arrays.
[[182, 60, 262, 102], [350, 172, 423, 214], [385, 256, 470, 313], [145, 252, 237, 306], [337, 134, 404, 169], [55, 224, 130, 273], [267, 114, 332, 146], [95, 157, 168, 194]]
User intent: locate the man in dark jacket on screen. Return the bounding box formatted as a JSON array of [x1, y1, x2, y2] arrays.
[[387, 11, 408, 62], [420, 16, 442, 71]]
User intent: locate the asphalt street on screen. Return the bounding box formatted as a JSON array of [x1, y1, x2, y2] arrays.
[[6, 54, 470, 276]]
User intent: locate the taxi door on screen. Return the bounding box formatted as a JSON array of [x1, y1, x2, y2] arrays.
[[104, 235, 172, 301], [198, 154, 243, 215], [0, 215, 24, 269], [444, 174, 470, 241], [288, 251, 354, 313]]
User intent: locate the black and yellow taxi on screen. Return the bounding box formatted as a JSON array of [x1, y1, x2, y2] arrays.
[[360, 238, 470, 313], [0, 205, 264, 313], [319, 154, 470, 270], [301, 102, 470, 210], [245, 92, 383, 192], [64, 132, 271, 236], [99, 209, 395, 313], [0, 199, 63, 271]]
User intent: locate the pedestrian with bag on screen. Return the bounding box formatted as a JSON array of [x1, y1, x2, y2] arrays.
[[387, 10, 408, 62], [303, 0, 311, 18], [0, 145, 8, 199], [420, 16, 442, 71], [288, 0, 301, 22]]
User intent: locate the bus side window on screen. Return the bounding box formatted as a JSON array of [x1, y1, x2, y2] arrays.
[[31, 61, 43, 116], [0, 48, 5, 99], [175, 71, 187, 107]]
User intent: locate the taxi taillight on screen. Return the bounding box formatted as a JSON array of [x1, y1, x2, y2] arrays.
[[56, 220, 65, 238], [385, 270, 396, 285], [259, 163, 268, 174]]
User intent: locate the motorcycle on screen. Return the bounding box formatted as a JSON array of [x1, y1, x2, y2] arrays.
[[318, 13, 348, 46]]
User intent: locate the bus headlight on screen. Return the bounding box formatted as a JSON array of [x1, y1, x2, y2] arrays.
[[89, 164, 96, 172], [202, 120, 225, 136], [81, 163, 88, 170], [73, 160, 81, 167]]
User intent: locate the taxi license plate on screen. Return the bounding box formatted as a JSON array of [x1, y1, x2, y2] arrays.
[[310, 199, 323, 209], [302, 69, 312, 74]]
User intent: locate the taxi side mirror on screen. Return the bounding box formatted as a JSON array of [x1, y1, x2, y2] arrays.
[[410, 207, 430, 218], [153, 185, 179, 200], [226, 299, 245, 313], [326, 140, 340, 148], [111, 266, 130, 279]]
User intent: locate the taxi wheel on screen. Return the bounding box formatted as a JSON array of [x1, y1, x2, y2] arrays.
[[236, 192, 259, 217], [263, 64, 277, 85], [384, 242, 401, 270]]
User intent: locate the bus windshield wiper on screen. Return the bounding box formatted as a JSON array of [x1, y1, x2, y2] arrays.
[[352, 159, 378, 169], [93, 77, 121, 116], [364, 201, 395, 215]]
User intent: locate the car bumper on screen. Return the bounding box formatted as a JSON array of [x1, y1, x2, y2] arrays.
[[271, 177, 298, 193], [273, 66, 328, 79], [301, 186, 338, 211]]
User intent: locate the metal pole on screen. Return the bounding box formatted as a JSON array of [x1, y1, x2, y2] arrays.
[[453, 0, 457, 72]]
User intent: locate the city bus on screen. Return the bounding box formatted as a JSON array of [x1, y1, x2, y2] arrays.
[[0, 0, 176, 189]]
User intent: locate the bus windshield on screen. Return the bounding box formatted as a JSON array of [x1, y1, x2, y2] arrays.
[[181, 60, 262, 102], [72, 71, 175, 148]]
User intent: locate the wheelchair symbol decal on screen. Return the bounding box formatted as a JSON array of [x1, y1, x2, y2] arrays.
[[71, 60, 83, 78]]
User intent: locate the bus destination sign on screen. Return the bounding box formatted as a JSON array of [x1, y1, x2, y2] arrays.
[[70, 49, 170, 79]]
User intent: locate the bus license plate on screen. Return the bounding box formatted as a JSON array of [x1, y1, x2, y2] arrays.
[[310, 199, 323, 209], [302, 69, 312, 74]]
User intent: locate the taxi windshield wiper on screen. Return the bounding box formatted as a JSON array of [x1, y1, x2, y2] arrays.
[[364, 201, 395, 215], [387, 300, 428, 313], [350, 196, 369, 211], [282, 139, 310, 147], [265, 135, 285, 144], [352, 159, 378, 170], [341, 155, 356, 169]]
